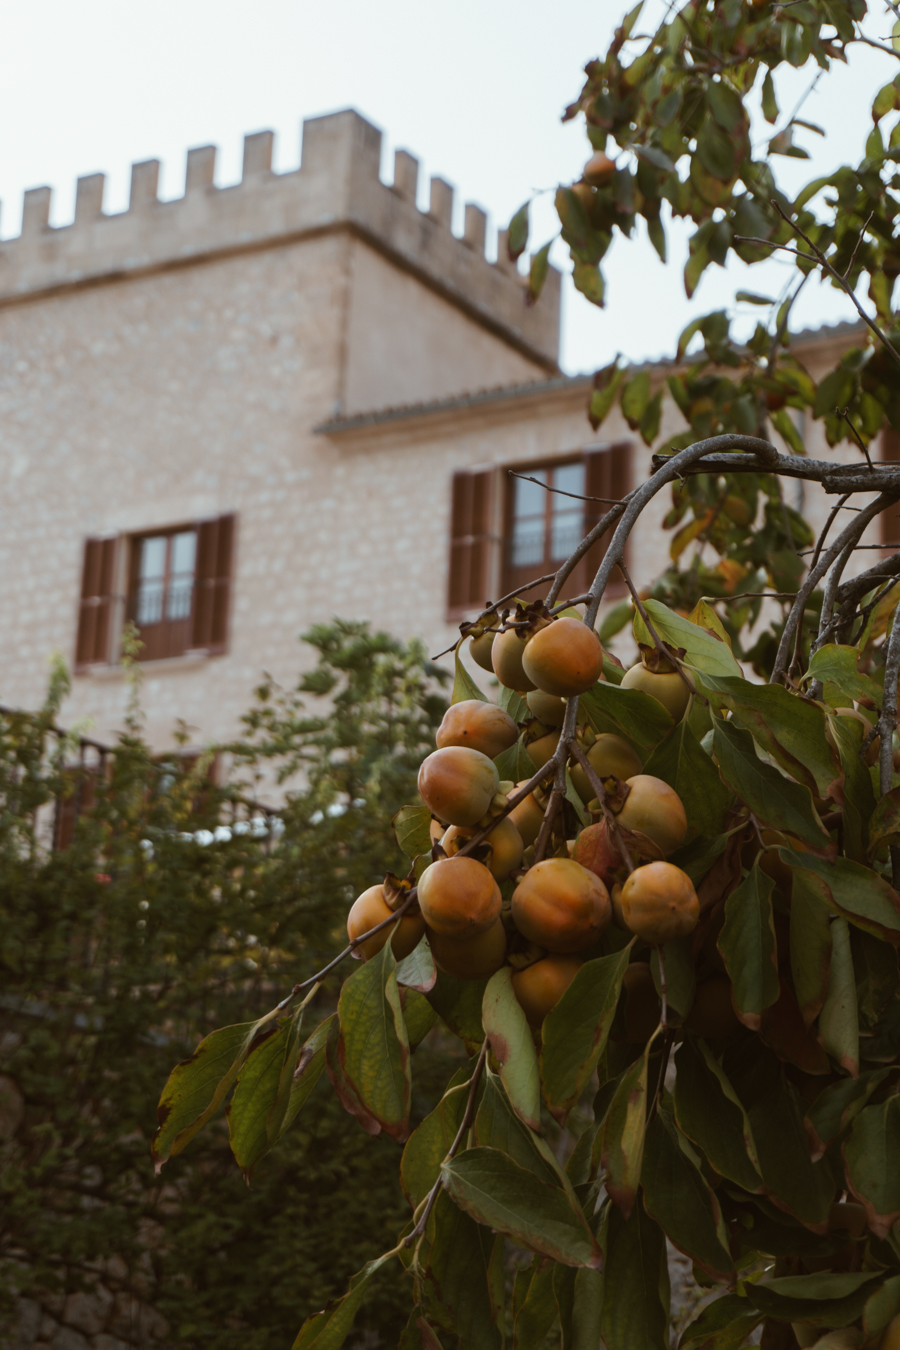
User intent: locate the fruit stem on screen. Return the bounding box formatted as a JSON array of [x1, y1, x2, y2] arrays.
[[454, 759, 559, 861], [567, 737, 635, 873], [275, 889, 418, 1011], [617, 558, 705, 705], [532, 786, 564, 863], [403, 1038, 490, 1248], [656, 943, 668, 1031]]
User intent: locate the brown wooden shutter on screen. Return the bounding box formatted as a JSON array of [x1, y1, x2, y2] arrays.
[[582, 443, 631, 596], [191, 514, 235, 653], [881, 430, 900, 546], [447, 470, 494, 614], [75, 537, 117, 667]]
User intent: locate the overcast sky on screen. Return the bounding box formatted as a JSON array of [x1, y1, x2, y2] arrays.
[[0, 1, 895, 374]]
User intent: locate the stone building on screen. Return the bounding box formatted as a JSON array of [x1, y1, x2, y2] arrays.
[[0, 106, 884, 758]]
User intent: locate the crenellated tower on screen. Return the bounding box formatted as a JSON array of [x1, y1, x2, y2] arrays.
[[0, 109, 560, 402]]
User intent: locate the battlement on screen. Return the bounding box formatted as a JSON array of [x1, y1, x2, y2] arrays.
[[0, 109, 560, 370]]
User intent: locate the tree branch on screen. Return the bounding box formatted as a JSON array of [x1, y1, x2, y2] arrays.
[[567, 738, 635, 873], [771, 492, 899, 684], [879, 604, 900, 888], [276, 889, 418, 1009], [404, 1038, 489, 1248], [584, 435, 779, 630]]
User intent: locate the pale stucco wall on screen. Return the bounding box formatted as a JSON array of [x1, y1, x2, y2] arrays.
[[0, 180, 879, 768], [0, 233, 348, 748], [341, 241, 546, 414], [0, 218, 560, 757]]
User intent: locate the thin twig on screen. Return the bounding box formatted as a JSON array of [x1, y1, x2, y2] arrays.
[[431, 574, 562, 659], [583, 435, 779, 631], [617, 557, 704, 704], [743, 201, 900, 376], [532, 787, 564, 863], [771, 492, 900, 684], [767, 271, 810, 371], [837, 407, 874, 469], [276, 889, 417, 1009], [804, 543, 900, 551], [811, 494, 855, 655], [716, 591, 796, 601], [855, 33, 900, 57], [508, 469, 627, 506], [805, 490, 862, 566], [454, 758, 559, 859], [656, 945, 668, 1031], [549, 594, 591, 614], [568, 738, 635, 873], [843, 211, 875, 282], [847, 576, 900, 647], [404, 1038, 489, 1248]]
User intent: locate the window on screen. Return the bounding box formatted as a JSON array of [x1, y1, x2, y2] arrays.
[[505, 459, 592, 597], [75, 514, 235, 669], [446, 446, 631, 617], [131, 529, 198, 661], [881, 428, 900, 548]]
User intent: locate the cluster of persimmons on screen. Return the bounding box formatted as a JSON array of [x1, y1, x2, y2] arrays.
[[347, 609, 708, 1038]]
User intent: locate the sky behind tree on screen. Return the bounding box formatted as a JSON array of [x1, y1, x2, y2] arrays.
[[0, 0, 894, 375]]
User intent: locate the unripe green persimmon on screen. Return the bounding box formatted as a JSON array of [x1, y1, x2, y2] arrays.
[[617, 775, 687, 855], [570, 733, 642, 802], [469, 629, 497, 672], [526, 689, 567, 727], [620, 662, 691, 722], [492, 627, 536, 692], [527, 729, 561, 770], [509, 781, 545, 847]]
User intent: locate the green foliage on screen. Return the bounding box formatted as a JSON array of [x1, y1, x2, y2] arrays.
[[24, 5, 900, 1344], [544, 0, 900, 665], [0, 621, 452, 1347], [150, 596, 900, 1347]]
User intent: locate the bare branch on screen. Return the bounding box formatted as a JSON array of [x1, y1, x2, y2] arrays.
[[716, 591, 797, 602], [656, 944, 668, 1032], [584, 435, 779, 630], [772, 492, 900, 684]]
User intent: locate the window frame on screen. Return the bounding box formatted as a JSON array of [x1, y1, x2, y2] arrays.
[[499, 445, 630, 605], [501, 454, 588, 602], [127, 523, 201, 664], [74, 513, 235, 672]]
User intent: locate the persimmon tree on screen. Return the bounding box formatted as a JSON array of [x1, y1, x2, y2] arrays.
[[154, 4, 900, 1347]]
